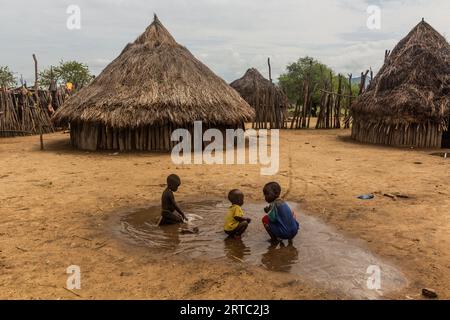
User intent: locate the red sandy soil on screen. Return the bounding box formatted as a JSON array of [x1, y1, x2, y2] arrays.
[[1, 129, 449, 299]]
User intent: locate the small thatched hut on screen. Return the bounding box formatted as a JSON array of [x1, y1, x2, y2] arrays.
[[52, 15, 254, 151], [230, 68, 288, 129], [351, 20, 450, 148]]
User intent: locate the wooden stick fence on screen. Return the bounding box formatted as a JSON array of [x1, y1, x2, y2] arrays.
[[288, 67, 364, 130], [0, 88, 58, 137], [252, 86, 287, 129], [314, 74, 357, 129]]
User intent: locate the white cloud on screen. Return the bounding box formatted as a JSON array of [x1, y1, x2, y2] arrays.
[[0, 0, 448, 83]]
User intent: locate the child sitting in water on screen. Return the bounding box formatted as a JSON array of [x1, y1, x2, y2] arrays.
[[159, 174, 187, 225], [262, 182, 299, 243], [224, 189, 252, 239]]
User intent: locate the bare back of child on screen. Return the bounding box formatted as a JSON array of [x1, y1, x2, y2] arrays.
[[159, 174, 188, 225]]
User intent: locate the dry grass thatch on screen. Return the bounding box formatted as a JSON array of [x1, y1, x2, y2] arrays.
[[351, 20, 450, 126], [230, 68, 287, 128], [52, 15, 254, 128], [230, 68, 286, 107]]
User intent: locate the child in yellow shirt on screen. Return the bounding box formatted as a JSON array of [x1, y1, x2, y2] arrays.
[[224, 189, 251, 239]]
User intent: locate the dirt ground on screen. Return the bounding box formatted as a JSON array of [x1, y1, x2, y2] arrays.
[[1, 128, 449, 300]]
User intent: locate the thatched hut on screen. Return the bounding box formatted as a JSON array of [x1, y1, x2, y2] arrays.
[[52, 15, 254, 151], [351, 20, 450, 148], [230, 68, 288, 129]]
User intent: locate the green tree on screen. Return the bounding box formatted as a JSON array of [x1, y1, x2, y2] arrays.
[[40, 60, 93, 89], [278, 57, 336, 116], [350, 81, 361, 96], [0, 66, 17, 89], [39, 67, 58, 88]]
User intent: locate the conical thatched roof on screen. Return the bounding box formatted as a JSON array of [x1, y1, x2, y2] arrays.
[[351, 20, 450, 125], [230, 68, 287, 107], [53, 15, 254, 128]]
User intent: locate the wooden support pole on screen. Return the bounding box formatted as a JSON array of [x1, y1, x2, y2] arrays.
[[268, 57, 272, 84], [33, 54, 45, 149]]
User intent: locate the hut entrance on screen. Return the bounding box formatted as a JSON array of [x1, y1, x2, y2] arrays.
[[442, 116, 450, 148]]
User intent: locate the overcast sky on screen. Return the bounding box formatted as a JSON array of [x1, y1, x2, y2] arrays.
[[1, 0, 449, 84]]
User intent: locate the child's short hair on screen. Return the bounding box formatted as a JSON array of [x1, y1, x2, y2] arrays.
[[228, 189, 243, 204], [263, 182, 281, 198], [167, 174, 181, 185]]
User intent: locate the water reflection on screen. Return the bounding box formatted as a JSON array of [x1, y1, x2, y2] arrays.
[[224, 237, 251, 262], [261, 242, 299, 272], [159, 224, 181, 249]]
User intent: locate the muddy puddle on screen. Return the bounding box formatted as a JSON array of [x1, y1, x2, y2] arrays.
[[111, 201, 407, 299]]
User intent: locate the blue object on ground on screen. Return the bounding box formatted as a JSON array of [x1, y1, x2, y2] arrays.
[[357, 194, 374, 200]]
